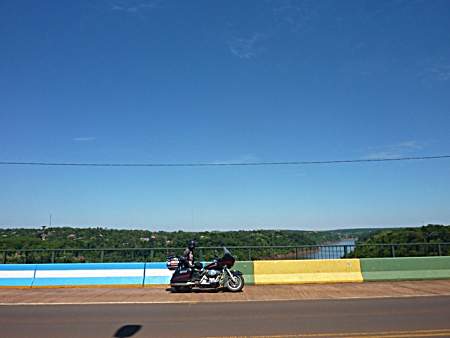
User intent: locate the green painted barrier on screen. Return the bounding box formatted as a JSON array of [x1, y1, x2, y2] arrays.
[[360, 256, 450, 281], [234, 261, 254, 285]]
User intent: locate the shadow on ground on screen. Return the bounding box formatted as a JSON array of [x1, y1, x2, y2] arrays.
[[113, 325, 142, 338], [165, 287, 242, 293]]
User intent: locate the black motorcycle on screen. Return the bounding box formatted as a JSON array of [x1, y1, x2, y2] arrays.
[[167, 247, 244, 292]]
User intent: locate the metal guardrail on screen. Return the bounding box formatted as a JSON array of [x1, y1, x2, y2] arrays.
[[1, 243, 449, 264]]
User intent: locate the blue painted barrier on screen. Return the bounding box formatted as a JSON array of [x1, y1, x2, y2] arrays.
[[32, 263, 145, 287], [144, 262, 173, 285], [0, 264, 36, 287], [0, 262, 213, 287]]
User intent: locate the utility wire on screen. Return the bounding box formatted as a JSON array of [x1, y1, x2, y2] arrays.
[[0, 155, 449, 167]]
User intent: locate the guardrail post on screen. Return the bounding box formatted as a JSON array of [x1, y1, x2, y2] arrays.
[[199, 248, 204, 261], [391, 245, 396, 257], [438, 244, 442, 256], [295, 247, 298, 260], [248, 248, 251, 261], [343, 245, 348, 257], [2, 251, 6, 264], [100, 250, 104, 263], [51, 250, 55, 263]]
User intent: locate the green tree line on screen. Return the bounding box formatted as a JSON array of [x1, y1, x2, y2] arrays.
[[347, 224, 450, 258], [0, 227, 371, 263]]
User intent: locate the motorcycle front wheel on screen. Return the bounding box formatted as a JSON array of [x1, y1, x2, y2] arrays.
[[225, 275, 244, 292]]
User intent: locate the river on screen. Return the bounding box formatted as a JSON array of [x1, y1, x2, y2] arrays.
[[305, 239, 356, 259]]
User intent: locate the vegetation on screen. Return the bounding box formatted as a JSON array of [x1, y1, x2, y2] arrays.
[[3, 225, 448, 262], [0, 226, 373, 263], [348, 224, 450, 258]]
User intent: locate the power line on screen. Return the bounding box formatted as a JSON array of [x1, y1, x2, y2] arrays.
[[0, 155, 449, 167]]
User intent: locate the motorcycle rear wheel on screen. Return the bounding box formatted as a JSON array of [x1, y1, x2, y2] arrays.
[[225, 275, 244, 292]]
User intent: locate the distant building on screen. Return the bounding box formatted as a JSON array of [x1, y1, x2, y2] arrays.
[[38, 226, 48, 241]]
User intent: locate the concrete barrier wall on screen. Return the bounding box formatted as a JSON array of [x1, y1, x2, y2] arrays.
[[360, 257, 450, 281], [32, 263, 145, 287], [1, 257, 450, 287], [144, 262, 173, 286], [0, 264, 36, 287], [253, 259, 363, 284], [234, 261, 255, 285]]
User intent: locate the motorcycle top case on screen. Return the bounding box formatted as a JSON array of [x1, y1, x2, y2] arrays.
[[166, 257, 179, 270]]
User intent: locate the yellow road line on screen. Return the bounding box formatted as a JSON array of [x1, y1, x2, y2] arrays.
[[347, 332, 450, 338], [207, 329, 450, 338]]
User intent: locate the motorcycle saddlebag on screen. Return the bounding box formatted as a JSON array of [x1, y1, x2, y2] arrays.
[[171, 268, 192, 283]]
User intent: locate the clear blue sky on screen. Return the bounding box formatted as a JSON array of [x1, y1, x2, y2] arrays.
[[1, 0, 449, 230]]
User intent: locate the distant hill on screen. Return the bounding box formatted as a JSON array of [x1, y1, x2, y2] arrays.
[[0, 226, 378, 263], [0, 226, 381, 250], [347, 224, 450, 258]]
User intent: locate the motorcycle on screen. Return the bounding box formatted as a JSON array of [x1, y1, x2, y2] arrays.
[[167, 247, 244, 292]]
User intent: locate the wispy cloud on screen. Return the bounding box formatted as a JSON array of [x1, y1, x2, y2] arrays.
[[212, 154, 260, 165], [226, 1, 318, 59], [228, 33, 265, 59], [73, 137, 96, 142], [394, 140, 424, 150], [417, 57, 450, 84], [364, 140, 425, 159], [272, 0, 318, 33], [428, 64, 450, 81], [110, 0, 161, 14]]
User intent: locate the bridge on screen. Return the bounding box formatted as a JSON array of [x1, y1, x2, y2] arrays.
[[1, 246, 449, 337], [1, 281, 450, 337]]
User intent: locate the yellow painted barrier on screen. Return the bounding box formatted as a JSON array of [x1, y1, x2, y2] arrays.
[[253, 259, 363, 284]]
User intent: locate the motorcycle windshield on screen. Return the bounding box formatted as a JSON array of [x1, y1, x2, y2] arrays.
[[222, 247, 235, 261], [223, 247, 231, 256]]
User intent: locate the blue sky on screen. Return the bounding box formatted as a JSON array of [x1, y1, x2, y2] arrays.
[[1, 0, 449, 230]]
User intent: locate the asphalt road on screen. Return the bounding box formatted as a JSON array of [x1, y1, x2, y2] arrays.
[[1, 296, 450, 338]]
